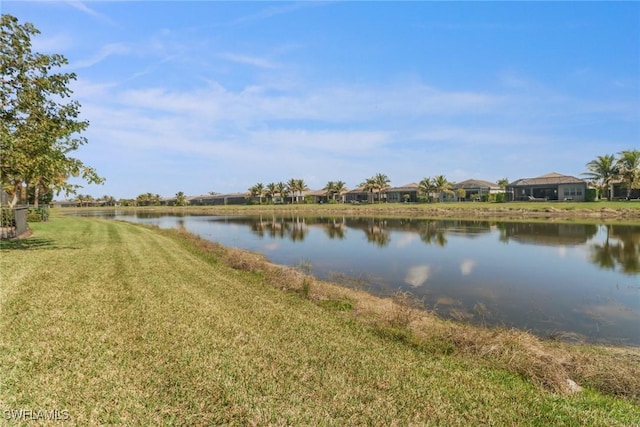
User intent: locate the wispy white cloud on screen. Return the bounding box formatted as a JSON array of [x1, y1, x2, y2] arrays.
[[72, 43, 131, 69], [228, 2, 326, 27], [66, 1, 115, 25], [219, 53, 278, 69]]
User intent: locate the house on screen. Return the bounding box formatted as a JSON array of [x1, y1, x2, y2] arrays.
[[384, 183, 419, 203], [344, 187, 374, 204], [302, 189, 330, 204], [506, 173, 587, 202], [610, 179, 640, 200], [160, 196, 177, 206], [452, 179, 502, 201]]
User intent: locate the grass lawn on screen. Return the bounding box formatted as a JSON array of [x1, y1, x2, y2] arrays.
[[1, 216, 639, 425], [79, 199, 640, 223]]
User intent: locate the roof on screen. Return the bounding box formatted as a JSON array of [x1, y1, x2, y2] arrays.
[[509, 173, 586, 187], [303, 189, 328, 197], [187, 192, 247, 201], [452, 179, 500, 190], [345, 187, 367, 194], [385, 183, 419, 192]]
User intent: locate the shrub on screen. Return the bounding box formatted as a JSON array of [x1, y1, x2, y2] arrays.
[[495, 193, 506, 203], [27, 207, 49, 222], [585, 188, 598, 202], [1, 208, 15, 227]]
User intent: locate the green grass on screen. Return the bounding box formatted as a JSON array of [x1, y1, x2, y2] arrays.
[[67, 199, 640, 223], [1, 216, 639, 425]]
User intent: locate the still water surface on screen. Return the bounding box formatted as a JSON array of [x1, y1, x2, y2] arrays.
[[100, 211, 639, 345]]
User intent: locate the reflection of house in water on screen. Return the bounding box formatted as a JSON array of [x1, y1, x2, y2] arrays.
[[499, 222, 598, 245]]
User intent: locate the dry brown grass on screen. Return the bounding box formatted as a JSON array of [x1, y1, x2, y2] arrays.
[[167, 226, 640, 404]]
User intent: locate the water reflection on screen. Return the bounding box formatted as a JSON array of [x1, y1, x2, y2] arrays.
[[498, 222, 598, 245], [77, 210, 639, 345], [590, 224, 640, 274]]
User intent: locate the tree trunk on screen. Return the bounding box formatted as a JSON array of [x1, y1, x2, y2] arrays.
[[33, 185, 39, 209], [8, 191, 18, 208]]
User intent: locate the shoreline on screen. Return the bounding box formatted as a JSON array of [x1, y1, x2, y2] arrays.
[[59, 201, 640, 222], [162, 225, 640, 401], [2, 216, 639, 422]]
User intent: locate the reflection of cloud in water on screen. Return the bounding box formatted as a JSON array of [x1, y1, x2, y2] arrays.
[[264, 243, 280, 251], [436, 296, 462, 306], [575, 303, 639, 323], [460, 259, 476, 276], [557, 246, 567, 257], [395, 233, 416, 248], [405, 265, 431, 287]]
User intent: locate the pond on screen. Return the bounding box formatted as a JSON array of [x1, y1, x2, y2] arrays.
[[89, 211, 640, 346]]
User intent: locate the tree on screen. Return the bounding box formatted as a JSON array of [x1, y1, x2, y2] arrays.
[[286, 178, 298, 203], [275, 181, 287, 203], [323, 181, 336, 200], [265, 182, 277, 203], [286, 178, 307, 203], [175, 191, 187, 206], [325, 180, 347, 202], [616, 149, 640, 200], [372, 173, 390, 202], [582, 154, 617, 200], [419, 177, 434, 202], [497, 178, 509, 190], [359, 177, 376, 203], [296, 179, 308, 203], [136, 192, 160, 206], [432, 175, 452, 202], [249, 182, 264, 204], [1, 15, 104, 208], [101, 195, 116, 206], [333, 180, 347, 203]]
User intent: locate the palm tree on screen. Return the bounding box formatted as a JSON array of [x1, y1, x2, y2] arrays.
[[287, 178, 298, 203], [333, 180, 347, 203], [359, 177, 376, 203], [323, 181, 336, 200], [418, 177, 434, 202], [582, 154, 617, 200], [175, 191, 187, 206], [275, 181, 287, 203], [432, 175, 452, 202], [255, 182, 264, 204], [616, 149, 640, 200], [296, 178, 309, 203], [265, 182, 277, 203], [372, 173, 390, 202], [248, 183, 264, 203]]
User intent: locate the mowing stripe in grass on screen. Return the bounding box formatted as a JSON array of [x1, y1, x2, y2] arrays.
[[1, 216, 638, 425]]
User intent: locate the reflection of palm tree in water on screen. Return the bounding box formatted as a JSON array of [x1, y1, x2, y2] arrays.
[[269, 217, 287, 240], [288, 216, 308, 242], [364, 218, 390, 247], [591, 224, 640, 274], [417, 220, 447, 247], [251, 215, 266, 238], [324, 218, 346, 239]]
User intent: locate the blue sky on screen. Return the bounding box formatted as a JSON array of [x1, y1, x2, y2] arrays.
[[4, 1, 639, 199]]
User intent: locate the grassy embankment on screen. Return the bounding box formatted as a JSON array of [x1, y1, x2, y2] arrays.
[[94, 200, 640, 222], [1, 215, 639, 425]]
